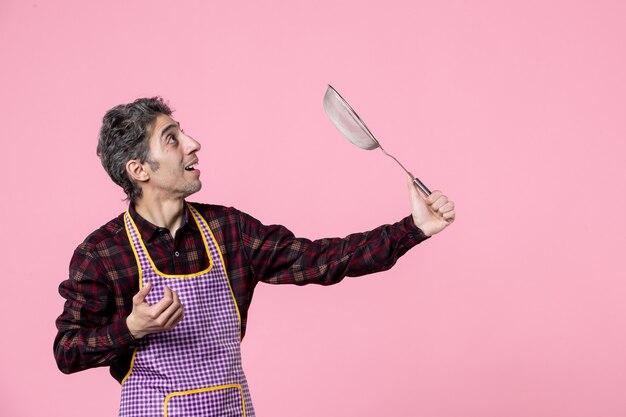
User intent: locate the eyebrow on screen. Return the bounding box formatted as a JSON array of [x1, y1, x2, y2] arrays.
[[159, 121, 181, 140]]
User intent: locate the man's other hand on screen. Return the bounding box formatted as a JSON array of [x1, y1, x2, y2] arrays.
[[126, 283, 184, 339]]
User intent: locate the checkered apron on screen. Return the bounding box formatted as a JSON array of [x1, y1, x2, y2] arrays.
[[119, 205, 255, 417]]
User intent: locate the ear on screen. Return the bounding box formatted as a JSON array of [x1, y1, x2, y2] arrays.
[[126, 160, 150, 183]]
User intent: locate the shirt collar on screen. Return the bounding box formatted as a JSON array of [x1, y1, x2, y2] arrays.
[[128, 202, 198, 242]]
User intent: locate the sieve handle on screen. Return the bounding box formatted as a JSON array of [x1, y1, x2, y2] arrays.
[[412, 176, 431, 197]]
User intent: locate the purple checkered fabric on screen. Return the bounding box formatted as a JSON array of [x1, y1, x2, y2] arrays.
[[118, 206, 254, 417]]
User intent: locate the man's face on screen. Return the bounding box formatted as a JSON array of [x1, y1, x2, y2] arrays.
[[140, 113, 202, 200]]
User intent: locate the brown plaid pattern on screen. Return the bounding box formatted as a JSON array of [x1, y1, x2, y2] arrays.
[[54, 202, 428, 383]]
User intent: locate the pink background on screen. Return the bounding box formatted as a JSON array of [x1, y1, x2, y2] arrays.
[[1, 0, 625, 416]]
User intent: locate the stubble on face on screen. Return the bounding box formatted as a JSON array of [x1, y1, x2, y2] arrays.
[[182, 176, 202, 198], [143, 114, 203, 200]]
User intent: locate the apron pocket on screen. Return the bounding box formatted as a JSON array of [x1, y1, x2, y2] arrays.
[[164, 384, 246, 417]]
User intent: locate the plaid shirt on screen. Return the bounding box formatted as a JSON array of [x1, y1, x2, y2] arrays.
[[54, 202, 428, 383]]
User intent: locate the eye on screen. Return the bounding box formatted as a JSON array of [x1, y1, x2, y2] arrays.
[[166, 134, 177, 144]]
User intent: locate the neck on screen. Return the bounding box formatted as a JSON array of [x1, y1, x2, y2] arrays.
[[134, 196, 186, 237]]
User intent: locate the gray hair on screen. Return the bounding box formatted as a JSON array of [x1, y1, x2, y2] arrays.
[[96, 97, 172, 202]]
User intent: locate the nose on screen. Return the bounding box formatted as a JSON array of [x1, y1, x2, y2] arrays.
[[183, 133, 201, 153]]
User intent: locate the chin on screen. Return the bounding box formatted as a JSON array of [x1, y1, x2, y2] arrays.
[[183, 181, 202, 198]]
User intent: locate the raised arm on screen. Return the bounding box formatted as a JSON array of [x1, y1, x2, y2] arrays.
[[236, 181, 455, 286]]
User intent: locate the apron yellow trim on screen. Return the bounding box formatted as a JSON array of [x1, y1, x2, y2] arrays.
[[163, 384, 247, 417], [124, 208, 214, 279], [121, 214, 144, 385], [188, 205, 242, 325], [120, 205, 242, 386], [120, 349, 138, 385]]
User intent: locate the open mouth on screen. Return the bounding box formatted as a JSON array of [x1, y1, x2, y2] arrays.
[[184, 162, 199, 171]]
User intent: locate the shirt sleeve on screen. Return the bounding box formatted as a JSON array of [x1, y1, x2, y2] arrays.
[[53, 245, 137, 375], [235, 210, 430, 285]]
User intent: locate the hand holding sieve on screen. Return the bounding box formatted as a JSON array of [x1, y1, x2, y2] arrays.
[[323, 85, 431, 196]]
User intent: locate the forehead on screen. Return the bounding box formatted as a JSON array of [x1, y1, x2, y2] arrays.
[[148, 113, 178, 140]]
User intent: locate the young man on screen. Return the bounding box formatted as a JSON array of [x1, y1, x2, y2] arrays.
[[54, 97, 455, 417]]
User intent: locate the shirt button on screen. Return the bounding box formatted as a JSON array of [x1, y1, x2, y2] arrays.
[[174, 251, 180, 257]]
